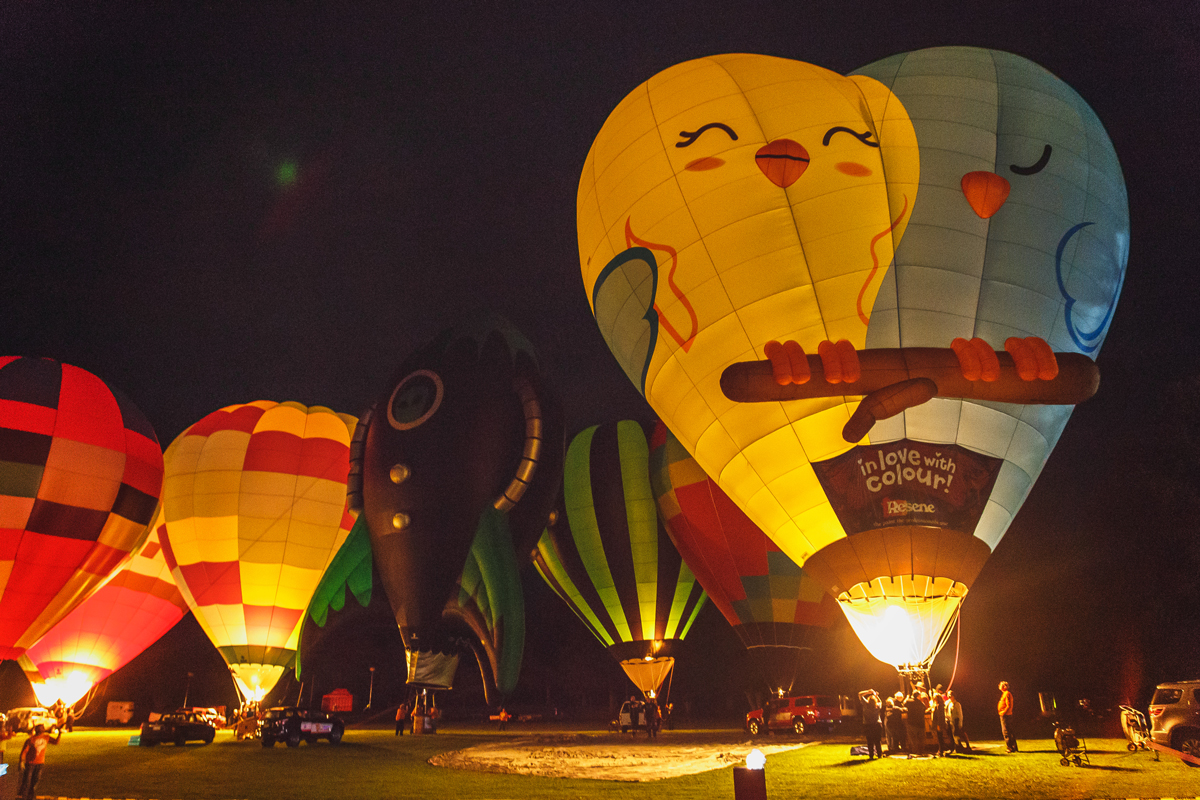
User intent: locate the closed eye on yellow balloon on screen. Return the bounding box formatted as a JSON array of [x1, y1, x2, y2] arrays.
[[685, 156, 725, 171], [835, 162, 872, 177]]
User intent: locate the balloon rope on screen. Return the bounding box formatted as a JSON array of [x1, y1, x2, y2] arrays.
[[945, 611, 962, 692], [72, 683, 100, 719]]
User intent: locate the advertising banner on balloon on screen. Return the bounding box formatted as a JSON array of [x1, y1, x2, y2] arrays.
[[812, 441, 1002, 534]]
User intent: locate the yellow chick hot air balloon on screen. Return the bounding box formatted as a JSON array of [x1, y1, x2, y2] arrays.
[[578, 53, 920, 660], [578, 52, 1123, 680], [159, 401, 356, 702]]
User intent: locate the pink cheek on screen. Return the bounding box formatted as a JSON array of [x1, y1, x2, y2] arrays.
[[684, 157, 725, 171], [835, 162, 872, 177]]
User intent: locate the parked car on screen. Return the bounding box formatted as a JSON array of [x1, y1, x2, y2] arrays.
[[174, 706, 226, 728], [139, 710, 216, 746], [745, 695, 843, 736], [1149, 679, 1200, 766], [260, 707, 344, 747], [5, 707, 59, 734], [616, 700, 644, 734]]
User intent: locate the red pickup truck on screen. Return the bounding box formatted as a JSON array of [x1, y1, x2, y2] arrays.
[[746, 695, 842, 736]]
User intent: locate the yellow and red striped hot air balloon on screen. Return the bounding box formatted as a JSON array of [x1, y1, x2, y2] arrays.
[[0, 357, 163, 661], [159, 401, 356, 702], [23, 516, 188, 706]]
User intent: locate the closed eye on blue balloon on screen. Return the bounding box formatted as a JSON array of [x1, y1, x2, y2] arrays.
[[1011, 144, 1052, 176]]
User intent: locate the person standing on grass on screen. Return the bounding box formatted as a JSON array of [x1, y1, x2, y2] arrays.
[[904, 690, 927, 758], [997, 681, 1018, 752], [859, 689, 883, 760], [885, 693, 906, 754], [644, 700, 660, 739], [18, 724, 61, 800], [945, 690, 971, 753], [888, 690, 902, 753], [395, 701, 409, 735], [930, 691, 952, 757]]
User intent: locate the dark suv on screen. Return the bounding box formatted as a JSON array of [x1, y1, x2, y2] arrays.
[[1149, 680, 1200, 766], [139, 710, 216, 746], [745, 695, 842, 736], [260, 706, 345, 747]]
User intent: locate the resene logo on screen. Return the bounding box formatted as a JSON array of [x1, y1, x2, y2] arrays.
[[882, 498, 936, 517]]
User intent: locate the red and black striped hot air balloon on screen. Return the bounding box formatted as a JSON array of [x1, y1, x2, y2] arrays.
[[23, 516, 187, 706], [649, 421, 839, 694], [0, 357, 164, 661], [533, 420, 706, 698]]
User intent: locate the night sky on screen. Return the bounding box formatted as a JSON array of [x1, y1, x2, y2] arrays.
[[3, 2, 1198, 729]]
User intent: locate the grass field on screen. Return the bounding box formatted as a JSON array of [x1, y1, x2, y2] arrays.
[[3, 725, 1196, 800]]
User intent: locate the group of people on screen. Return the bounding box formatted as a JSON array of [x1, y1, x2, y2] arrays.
[[233, 702, 262, 740], [625, 695, 664, 738], [858, 682, 971, 759], [48, 699, 74, 733], [394, 695, 441, 735]]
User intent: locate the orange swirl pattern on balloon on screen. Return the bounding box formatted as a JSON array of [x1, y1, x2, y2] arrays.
[[858, 194, 909, 326], [625, 218, 698, 352]]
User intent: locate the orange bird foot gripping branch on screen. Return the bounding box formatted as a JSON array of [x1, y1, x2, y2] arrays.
[[721, 338, 1100, 442]]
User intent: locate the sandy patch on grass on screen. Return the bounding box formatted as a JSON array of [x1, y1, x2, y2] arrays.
[[429, 732, 814, 781]]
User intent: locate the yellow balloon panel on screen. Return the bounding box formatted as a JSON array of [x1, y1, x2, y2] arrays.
[[160, 402, 356, 699], [578, 54, 919, 573]]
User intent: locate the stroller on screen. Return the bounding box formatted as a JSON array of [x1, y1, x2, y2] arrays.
[[1054, 720, 1089, 766], [1119, 705, 1153, 753]]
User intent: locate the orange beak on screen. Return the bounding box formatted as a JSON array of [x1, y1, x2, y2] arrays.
[[756, 139, 810, 187], [961, 171, 1011, 218]]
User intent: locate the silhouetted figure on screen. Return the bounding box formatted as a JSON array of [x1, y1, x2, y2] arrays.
[[19, 724, 61, 800], [885, 693, 906, 754], [395, 702, 408, 735], [997, 681, 1017, 752], [946, 690, 971, 753], [859, 689, 883, 759], [931, 693, 951, 756], [904, 692, 927, 758]]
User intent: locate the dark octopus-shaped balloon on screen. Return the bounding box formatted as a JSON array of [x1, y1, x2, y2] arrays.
[[346, 314, 563, 701]]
